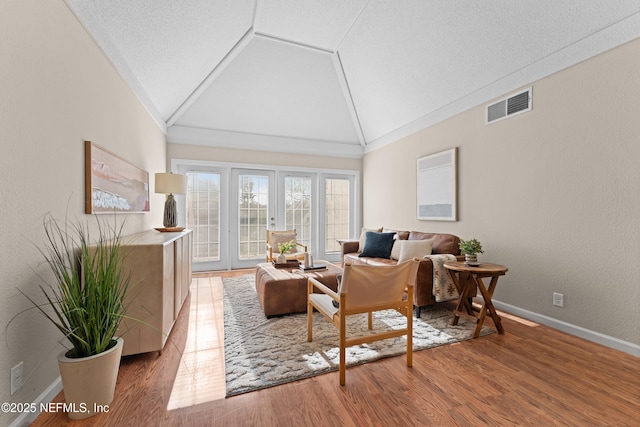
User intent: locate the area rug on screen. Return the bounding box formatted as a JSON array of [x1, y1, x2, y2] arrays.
[[223, 275, 493, 397]]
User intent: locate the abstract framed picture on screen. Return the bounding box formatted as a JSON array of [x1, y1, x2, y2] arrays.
[[85, 141, 149, 214], [417, 147, 457, 221]]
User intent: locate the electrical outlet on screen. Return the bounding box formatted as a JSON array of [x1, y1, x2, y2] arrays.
[[11, 361, 24, 395], [553, 292, 564, 308]]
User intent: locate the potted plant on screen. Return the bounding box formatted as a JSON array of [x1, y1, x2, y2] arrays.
[[276, 239, 297, 263], [23, 213, 131, 419], [459, 238, 484, 265]]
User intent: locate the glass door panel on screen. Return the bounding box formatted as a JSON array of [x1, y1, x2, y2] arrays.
[[182, 168, 228, 272], [324, 177, 350, 253], [231, 169, 275, 268], [283, 175, 312, 250]]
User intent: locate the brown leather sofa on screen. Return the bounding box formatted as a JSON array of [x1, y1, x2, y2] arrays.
[[341, 230, 463, 317]]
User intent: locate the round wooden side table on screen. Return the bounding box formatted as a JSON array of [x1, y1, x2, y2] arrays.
[[444, 261, 508, 338]]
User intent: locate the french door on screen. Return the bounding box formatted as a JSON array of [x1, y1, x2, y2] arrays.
[[230, 170, 316, 268], [230, 169, 275, 269], [181, 166, 228, 271], [178, 162, 357, 271], [278, 172, 315, 251]]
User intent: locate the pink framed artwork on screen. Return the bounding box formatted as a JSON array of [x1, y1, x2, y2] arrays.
[[85, 141, 149, 214]]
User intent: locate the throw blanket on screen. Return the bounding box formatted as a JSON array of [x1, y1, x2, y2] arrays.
[[425, 254, 458, 302]]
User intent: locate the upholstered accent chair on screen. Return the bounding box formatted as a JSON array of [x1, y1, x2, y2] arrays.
[[265, 229, 307, 262], [307, 258, 419, 385]]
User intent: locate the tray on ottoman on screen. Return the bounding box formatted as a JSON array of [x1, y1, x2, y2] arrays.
[[255, 261, 341, 317], [272, 260, 300, 269]]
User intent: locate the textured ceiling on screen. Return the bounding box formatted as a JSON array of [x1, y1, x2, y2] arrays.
[[66, 0, 640, 158]]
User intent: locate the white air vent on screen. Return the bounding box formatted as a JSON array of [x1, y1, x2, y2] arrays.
[[486, 87, 532, 124]]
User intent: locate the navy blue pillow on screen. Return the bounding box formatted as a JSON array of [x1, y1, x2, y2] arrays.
[[359, 232, 395, 259]]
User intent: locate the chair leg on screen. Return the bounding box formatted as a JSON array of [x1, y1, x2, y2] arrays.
[[414, 305, 421, 318], [339, 316, 346, 385], [407, 306, 413, 367], [307, 302, 313, 342]]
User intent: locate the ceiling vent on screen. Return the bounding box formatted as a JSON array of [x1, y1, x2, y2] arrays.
[[486, 87, 532, 124]]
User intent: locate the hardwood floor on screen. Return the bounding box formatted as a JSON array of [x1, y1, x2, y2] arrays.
[[33, 269, 640, 426]]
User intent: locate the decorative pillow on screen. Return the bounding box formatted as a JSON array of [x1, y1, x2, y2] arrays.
[[359, 232, 395, 258], [358, 227, 383, 252], [383, 228, 410, 240], [398, 239, 434, 262], [382, 227, 399, 236], [390, 239, 403, 260]]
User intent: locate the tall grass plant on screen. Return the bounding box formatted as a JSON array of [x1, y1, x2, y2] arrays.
[[24, 213, 131, 358]]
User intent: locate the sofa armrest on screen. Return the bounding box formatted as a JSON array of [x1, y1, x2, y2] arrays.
[[413, 254, 464, 308], [340, 240, 360, 266], [341, 240, 359, 254], [414, 258, 435, 307]]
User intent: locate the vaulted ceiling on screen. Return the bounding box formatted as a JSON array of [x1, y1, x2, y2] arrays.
[[66, 1, 640, 158]]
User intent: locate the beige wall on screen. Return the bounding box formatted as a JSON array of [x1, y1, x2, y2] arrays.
[[2, 1, 637, 420], [363, 38, 640, 346], [0, 1, 166, 423], [168, 143, 362, 172]]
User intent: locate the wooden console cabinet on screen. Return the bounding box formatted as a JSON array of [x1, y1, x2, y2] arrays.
[[115, 229, 192, 356]]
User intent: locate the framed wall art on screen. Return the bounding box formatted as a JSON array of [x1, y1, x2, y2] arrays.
[[85, 140, 149, 214], [417, 147, 457, 221]]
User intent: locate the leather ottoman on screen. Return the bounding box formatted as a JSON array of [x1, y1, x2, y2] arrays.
[[255, 261, 341, 317]]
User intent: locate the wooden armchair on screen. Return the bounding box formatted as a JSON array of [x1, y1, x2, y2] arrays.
[[265, 229, 307, 262], [307, 258, 419, 385]]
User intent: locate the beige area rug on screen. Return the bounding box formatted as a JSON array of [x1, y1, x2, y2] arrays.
[[223, 275, 493, 397]]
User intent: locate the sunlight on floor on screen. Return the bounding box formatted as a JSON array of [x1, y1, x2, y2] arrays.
[[167, 277, 226, 410]]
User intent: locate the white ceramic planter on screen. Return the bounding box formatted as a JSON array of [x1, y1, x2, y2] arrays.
[[464, 254, 478, 265], [57, 337, 123, 420]]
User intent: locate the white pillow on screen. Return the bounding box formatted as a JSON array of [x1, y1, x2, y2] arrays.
[[390, 239, 402, 260], [398, 239, 434, 263]]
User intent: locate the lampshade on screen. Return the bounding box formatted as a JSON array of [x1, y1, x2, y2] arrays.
[[155, 173, 187, 195]]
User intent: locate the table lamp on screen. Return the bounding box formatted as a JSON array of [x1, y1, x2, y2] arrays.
[[155, 172, 187, 228]]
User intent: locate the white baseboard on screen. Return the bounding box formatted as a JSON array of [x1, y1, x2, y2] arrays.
[[9, 376, 62, 427], [493, 300, 640, 357]]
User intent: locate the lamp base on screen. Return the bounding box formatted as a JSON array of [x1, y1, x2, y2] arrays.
[[163, 194, 177, 227]]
